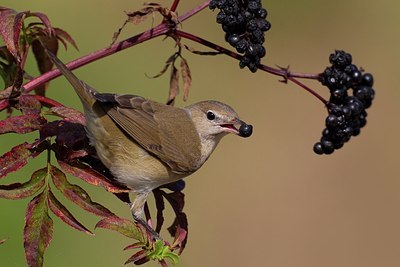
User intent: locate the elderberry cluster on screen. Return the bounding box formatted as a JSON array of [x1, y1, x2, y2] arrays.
[[314, 50, 375, 155], [209, 0, 271, 72]]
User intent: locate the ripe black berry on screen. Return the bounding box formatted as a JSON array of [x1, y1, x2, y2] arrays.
[[314, 50, 375, 155], [239, 124, 253, 137], [209, 0, 271, 72]]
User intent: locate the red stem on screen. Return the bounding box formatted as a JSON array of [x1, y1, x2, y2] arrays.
[[176, 30, 325, 104], [21, 1, 211, 94], [288, 77, 327, 105], [33, 95, 63, 107], [170, 0, 181, 12]]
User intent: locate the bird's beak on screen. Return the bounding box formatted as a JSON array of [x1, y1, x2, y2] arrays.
[[220, 118, 253, 138]]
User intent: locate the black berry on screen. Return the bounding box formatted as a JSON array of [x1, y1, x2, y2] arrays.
[[314, 50, 375, 155], [210, 0, 271, 72]]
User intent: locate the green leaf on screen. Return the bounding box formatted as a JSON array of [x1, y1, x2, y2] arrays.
[[48, 189, 94, 235], [24, 189, 53, 267], [50, 165, 114, 217], [147, 240, 180, 264], [164, 251, 180, 264], [0, 167, 46, 199], [95, 216, 146, 243]]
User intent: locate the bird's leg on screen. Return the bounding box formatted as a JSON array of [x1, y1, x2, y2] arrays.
[[130, 192, 161, 241]]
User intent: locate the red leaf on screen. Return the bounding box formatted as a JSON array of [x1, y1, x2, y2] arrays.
[[27, 12, 54, 36], [153, 189, 165, 234], [57, 160, 129, 193], [0, 46, 18, 87], [124, 249, 149, 265], [0, 114, 46, 134], [18, 94, 42, 115], [31, 35, 58, 96], [0, 7, 20, 60], [47, 106, 85, 125], [95, 216, 145, 242], [124, 242, 144, 250], [170, 227, 187, 252], [13, 12, 27, 60], [0, 167, 46, 199], [24, 190, 53, 267], [48, 189, 94, 235], [50, 165, 114, 217], [0, 141, 47, 179], [54, 28, 78, 50]]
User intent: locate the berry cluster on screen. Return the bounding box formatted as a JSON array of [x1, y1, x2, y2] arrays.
[[314, 50, 375, 155], [209, 0, 271, 72]]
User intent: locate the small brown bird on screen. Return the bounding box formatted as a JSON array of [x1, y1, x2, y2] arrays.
[[45, 50, 253, 236]]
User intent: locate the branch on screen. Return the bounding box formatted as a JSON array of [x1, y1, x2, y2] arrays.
[[21, 1, 211, 94], [176, 30, 325, 104]]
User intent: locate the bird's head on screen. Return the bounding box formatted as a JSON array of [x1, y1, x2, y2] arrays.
[[185, 100, 253, 140]]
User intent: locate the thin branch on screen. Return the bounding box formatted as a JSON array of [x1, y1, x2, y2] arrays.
[[21, 0, 211, 94], [32, 95, 63, 107], [176, 30, 326, 103], [288, 77, 327, 105], [170, 0, 181, 12]]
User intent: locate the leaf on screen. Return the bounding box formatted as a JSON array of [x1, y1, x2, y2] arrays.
[[164, 191, 188, 253], [47, 106, 85, 125], [0, 46, 18, 87], [123, 242, 144, 250], [24, 189, 53, 267], [0, 167, 46, 199], [31, 34, 58, 96], [27, 12, 54, 36], [180, 58, 191, 101], [57, 160, 129, 193], [170, 227, 187, 253], [95, 216, 145, 242], [124, 249, 149, 265], [18, 94, 42, 115], [50, 165, 114, 217], [0, 114, 46, 134], [184, 44, 223, 56], [168, 64, 179, 105], [48, 189, 94, 235], [147, 240, 180, 264], [0, 7, 20, 60], [0, 239, 6, 245], [0, 141, 47, 179], [40, 120, 87, 146], [153, 189, 165, 234], [54, 28, 78, 51], [147, 52, 178, 79], [125, 4, 162, 25]]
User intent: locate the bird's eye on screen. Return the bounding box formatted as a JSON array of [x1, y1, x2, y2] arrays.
[[207, 111, 216, 120]]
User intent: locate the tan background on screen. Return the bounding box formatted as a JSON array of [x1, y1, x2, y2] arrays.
[[1, 1, 399, 266]]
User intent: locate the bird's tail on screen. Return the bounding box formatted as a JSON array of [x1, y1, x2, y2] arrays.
[[44, 48, 97, 108]]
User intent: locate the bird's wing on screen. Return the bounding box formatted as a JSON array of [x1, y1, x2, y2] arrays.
[[95, 93, 202, 174]]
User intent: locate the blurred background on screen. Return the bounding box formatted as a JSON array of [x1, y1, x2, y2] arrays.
[[1, 0, 399, 266]]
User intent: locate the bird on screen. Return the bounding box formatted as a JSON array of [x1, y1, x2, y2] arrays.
[[44, 49, 253, 238]]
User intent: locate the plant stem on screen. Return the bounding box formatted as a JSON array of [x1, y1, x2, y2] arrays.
[[176, 30, 326, 104], [21, 1, 211, 94], [170, 0, 181, 12]]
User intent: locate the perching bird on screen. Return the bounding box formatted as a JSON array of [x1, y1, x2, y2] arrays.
[[45, 49, 253, 237]]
